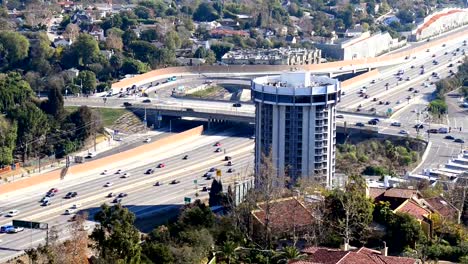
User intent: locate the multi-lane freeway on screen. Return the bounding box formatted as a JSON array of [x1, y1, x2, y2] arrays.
[[0, 131, 254, 262]]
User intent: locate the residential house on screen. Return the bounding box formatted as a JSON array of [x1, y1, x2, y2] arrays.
[[197, 21, 221, 31], [210, 28, 249, 38], [219, 18, 239, 29], [71, 10, 93, 24], [422, 196, 461, 224], [53, 38, 72, 47], [100, 50, 114, 60], [275, 25, 288, 36], [344, 24, 363, 38], [250, 197, 315, 242], [291, 246, 420, 264], [176, 57, 206, 66], [88, 25, 105, 41], [236, 14, 252, 21]]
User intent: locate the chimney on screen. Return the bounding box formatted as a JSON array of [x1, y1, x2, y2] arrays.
[[381, 241, 388, 256], [343, 239, 350, 251]]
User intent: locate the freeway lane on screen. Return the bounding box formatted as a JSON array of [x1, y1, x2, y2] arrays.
[[0, 134, 254, 262], [339, 39, 467, 113]]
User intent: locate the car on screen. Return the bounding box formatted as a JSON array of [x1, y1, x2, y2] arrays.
[[427, 129, 438, 134], [414, 90, 419, 93], [209, 167, 216, 172], [40, 196, 50, 203], [227, 161, 232, 166], [6, 210, 19, 217], [369, 107, 376, 112], [438, 127, 448, 134], [215, 148, 222, 153], [206, 175, 212, 180], [227, 168, 235, 173], [112, 198, 122, 203], [385, 101, 391, 105], [391, 122, 401, 127], [406, 77, 410, 81], [121, 173, 130, 178], [49, 188, 59, 193], [183, 155, 189, 160], [414, 124, 424, 129], [104, 182, 113, 187], [371, 80, 376, 84], [118, 193, 127, 198], [46, 192, 55, 198], [368, 120, 378, 125], [115, 169, 123, 174], [202, 186, 208, 192], [432, 54, 436, 57], [214, 142, 221, 147], [364, 95, 369, 99], [70, 203, 81, 209], [0, 225, 14, 233], [7, 227, 24, 233], [65, 192, 78, 199], [378, 101, 384, 105], [448, 63, 453, 67], [101, 170, 108, 175], [154, 181, 161, 186], [203, 172, 212, 177], [445, 135, 455, 140], [145, 168, 154, 174], [408, 87, 414, 92], [372, 98, 378, 102], [171, 180, 180, 184], [341, 91, 346, 95], [144, 138, 151, 143], [454, 138, 465, 143], [142, 99, 151, 103], [157, 163, 165, 168], [385, 82, 389, 87], [399, 130, 409, 135], [406, 95, 412, 100], [410, 65, 415, 69], [107, 192, 114, 198], [123, 102, 132, 107], [336, 114, 344, 118], [65, 208, 76, 215], [233, 103, 242, 107], [355, 122, 365, 127], [41, 200, 51, 206]]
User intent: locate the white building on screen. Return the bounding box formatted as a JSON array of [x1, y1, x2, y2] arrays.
[[410, 8, 468, 41], [252, 72, 341, 187], [222, 48, 321, 65]]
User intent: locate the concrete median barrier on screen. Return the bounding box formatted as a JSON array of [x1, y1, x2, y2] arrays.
[[0, 126, 204, 195]]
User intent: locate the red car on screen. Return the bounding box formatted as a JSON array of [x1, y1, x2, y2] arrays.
[[214, 142, 221, 147], [158, 163, 165, 168], [48, 188, 59, 193]]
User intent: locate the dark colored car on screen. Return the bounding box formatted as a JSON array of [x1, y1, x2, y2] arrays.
[[64, 192, 78, 199], [355, 122, 365, 127], [142, 99, 151, 103], [454, 138, 465, 143], [123, 102, 132, 107], [368, 120, 378, 125], [233, 103, 242, 107], [427, 129, 438, 134], [444, 135, 455, 140], [145, 168, 154, 174], [118, 193, 127, 198], [183, 155, 189, 160], [171, 180, 180, 184]]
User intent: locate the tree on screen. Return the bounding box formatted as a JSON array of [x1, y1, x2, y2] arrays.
[[209, 178, 224, 207], [0, 72, 34, 112], [324, 175, 374, 246], [68, 105, 101, 142], [219, 241, 238, 264], [0, 116, 17, 166], [210, 42, 233, 61], [42, 87, 64, 119], [68, 33, 100, 67], [105, 31, 123, 51], [0, 31, 30, 68], [91, 204, 142, 263], [64, 23, 80, 42], [428, 99, 448, 117], [122, 29, 138, 46], [193, 2, 219, 22], [142, 242, 174, 263], [121, 58, 148, 74], [77, 70, 97, 94]]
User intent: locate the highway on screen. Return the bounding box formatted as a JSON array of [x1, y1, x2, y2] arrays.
[[0, 132, 254, 262]]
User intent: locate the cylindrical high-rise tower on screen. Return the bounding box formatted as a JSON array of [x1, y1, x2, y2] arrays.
[[251, 71, 341, 187]]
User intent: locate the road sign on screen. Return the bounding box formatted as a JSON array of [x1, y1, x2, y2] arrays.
[[184, 197, 191, 204], [216, 169, 222, 177], [12, 220, 48, 230]]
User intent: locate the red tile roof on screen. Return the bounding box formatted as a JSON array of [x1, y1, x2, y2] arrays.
[[383, 188, 418, 199], [369, 187, 386, 200], [210, 28, 249, 37], [291, 247, 417, 264], [252, 197, 314, 233], [424, 196, 459, 220], [394, 200, 430, 221]]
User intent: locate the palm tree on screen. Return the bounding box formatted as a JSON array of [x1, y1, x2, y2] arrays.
[[275, 246, 305, 263], [220, 241, 238, 264]]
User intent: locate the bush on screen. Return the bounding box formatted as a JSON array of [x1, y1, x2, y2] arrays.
[[363, 166, 388, 176]]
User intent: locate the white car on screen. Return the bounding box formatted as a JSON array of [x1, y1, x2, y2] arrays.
[[115, 169, 123, 174], [8, 227, 24, 233], [65, 208, 76, 215], [86, 152, 96, 158], [121, 173, 130, 178], [144, 138, 151, 143], [6, 210, 19, 217], [71, 203, 81, 209], [104, 182, 113, 187], [399, 130, 409, 135], [101, 170, 108, 175], [391, 122, 401, 127]]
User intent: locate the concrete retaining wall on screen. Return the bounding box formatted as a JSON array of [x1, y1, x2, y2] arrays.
[[0, 126, 204, 195], [341, 69, 380, 89]]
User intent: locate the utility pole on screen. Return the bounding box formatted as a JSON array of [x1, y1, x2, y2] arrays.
[[93, 120, 97, 152]]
